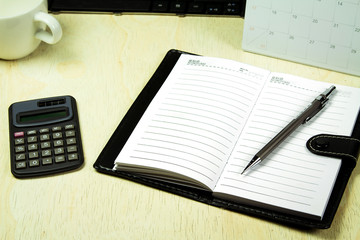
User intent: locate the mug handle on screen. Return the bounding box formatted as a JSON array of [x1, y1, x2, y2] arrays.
[[34, 12, 62, 44]]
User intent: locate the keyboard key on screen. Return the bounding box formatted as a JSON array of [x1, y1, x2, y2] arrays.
[[188, 3, 205, 13], [224, 2, 240, 15], [206, 4, 222, 14], [170, 1, 186, 13], [152, 1, 168, 12]]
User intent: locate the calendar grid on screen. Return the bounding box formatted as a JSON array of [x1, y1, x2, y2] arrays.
[[243, 0, 360, 76]]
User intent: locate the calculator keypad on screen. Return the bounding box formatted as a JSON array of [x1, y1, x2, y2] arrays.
[[13, 124, 80, 171]]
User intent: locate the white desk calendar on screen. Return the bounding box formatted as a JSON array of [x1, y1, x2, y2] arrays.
[[242, 0, 360, 76]]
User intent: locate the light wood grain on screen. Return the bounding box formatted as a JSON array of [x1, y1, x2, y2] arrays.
[[1, 14, 360, 240]]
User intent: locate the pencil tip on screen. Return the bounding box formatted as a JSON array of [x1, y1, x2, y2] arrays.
[[241, 165, 250, 175], [241, 156, 262, 175]]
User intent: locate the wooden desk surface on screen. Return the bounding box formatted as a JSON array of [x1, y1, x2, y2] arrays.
[[1, 14, 360, 240]]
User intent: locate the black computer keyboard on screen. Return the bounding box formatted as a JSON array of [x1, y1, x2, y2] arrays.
[[48, 0, 246, 17]]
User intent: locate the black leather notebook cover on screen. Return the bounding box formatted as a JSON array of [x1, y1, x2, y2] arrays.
[[93, 49, 360, 229]]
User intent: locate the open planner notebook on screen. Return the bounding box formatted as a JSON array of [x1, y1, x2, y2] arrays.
[[94, 50, 360, 228]]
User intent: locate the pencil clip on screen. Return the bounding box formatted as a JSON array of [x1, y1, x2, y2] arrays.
[[306, 134, 360, 169]]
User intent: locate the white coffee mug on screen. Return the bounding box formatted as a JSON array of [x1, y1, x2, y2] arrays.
[[0, 0, 62, 60]]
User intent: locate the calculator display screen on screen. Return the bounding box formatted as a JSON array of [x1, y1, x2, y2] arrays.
[[19, 109, 68, 123]]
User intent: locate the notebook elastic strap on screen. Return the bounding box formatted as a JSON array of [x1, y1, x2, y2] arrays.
[[307, 134, 360, 168]]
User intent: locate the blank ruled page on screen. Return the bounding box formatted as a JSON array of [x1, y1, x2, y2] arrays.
[[214, 73, 360, 219], [114, 55, 270, 190]]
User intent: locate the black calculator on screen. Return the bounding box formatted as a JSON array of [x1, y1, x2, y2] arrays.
[[8, 96, 84, 178]]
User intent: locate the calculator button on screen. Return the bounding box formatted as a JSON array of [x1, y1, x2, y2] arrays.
[[54, 140, 64, 147], [42, 149, 52, 157], [68, 153, 78, 161], [16, 161, 26, 169], [15, 153, 26, 161], [14, 132, 25, 138], [15, 146, 25, 153], [27, 130, 37, 135], [15, 138, 25, 145], [65, 124, 74, 130], [28, 143, 38, 151], [42, 158, 52, 165], [66, 138, 76, 145], [65, 130, 75, 137], [53, 132, 62, 139], [41, 142, 51, 149], [39, 128, 49, 134], [40, 134, 50, 141], [54, 147, 64, 155], [52, 126, 62, 132], [29, 152, 39, 159], [29, 159, 40, 167], [67, 146, 77, 153], [55, 155, 65, 163], [27, 136, 37, 143]]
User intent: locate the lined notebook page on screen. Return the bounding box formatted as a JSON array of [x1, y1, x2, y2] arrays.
[[114, 55, 270, 190], [214, 73, 360, 219]]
